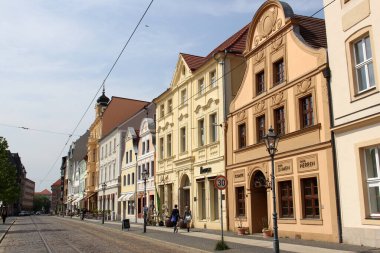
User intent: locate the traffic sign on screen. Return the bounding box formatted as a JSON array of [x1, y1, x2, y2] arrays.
[[214, 175, 228, 190]]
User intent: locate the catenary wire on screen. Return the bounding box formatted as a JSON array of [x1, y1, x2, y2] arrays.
[[0, 123, 77, 137]]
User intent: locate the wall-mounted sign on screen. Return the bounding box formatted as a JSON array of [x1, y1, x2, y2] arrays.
[[233, 170, 245, 183], [200, 166, 211, 174], [297, 154, 318, 172], [275, 159, 293, 176]]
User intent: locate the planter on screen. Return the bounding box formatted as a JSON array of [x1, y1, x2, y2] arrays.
[[262, 229, 273, 238], [237, 227, 247, 235]]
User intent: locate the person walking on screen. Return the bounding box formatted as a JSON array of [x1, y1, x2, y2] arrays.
[[183, 206, 192, 232], [1, 206, 7, 225], [170, 204, 180, 233]]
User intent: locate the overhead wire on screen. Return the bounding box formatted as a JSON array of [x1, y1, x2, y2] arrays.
[[0, 123, 77, 137]]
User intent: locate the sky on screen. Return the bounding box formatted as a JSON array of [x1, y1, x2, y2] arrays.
[[0, 0, 324, 192]]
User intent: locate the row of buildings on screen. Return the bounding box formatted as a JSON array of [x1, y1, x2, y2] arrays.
[[57, 0, 380, 247]]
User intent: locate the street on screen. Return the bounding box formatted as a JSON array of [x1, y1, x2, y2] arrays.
[[0, 216, 200, 253]]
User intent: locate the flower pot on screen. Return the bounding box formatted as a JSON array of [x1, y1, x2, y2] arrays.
[[237, 227, 246, 235], [262, 229, 273, 238]]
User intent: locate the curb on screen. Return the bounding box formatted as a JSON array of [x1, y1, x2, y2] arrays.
[[0, 219, 16, 244]]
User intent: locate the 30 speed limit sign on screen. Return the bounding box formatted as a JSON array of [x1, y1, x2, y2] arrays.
[[214, 175, 228, 190]]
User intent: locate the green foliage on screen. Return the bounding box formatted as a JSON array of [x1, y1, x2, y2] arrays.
[[0, 137, 20, 205], [215, 241, 230, 251], [33, 195, 51, 213]]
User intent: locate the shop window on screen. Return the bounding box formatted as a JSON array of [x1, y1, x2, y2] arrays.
[[256, 115, 265, 142], [279, 180, 294, 218], [128, 201, 135, 215], [301, 177, 320, 219], [198, 181, 206, 220], [274, 107, 285, 135], [256, 70, 265, 95], [238, 123, 246, 149], [235, 186, 245, 216], [273, 58, 285, 85], [211, 180, 219, 220], [364, 146, 380, 217], [300, 95, 314, 128]]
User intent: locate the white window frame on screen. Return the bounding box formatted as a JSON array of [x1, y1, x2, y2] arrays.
[[354, 36, 375, 93], [198, 78, 205, 95], [364, 146, 380, 217], [210, 70, 216, 88]]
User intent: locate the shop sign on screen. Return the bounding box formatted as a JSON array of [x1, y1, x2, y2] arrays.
[[233, 170, 245, 183], [297, 154, 318, 172], [275, 159, 293, 176], [200, 166, 211, 174]]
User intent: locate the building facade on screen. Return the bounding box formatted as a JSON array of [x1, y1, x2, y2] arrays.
[[51, 179, 62, 214], [324, 0, 380, 247], [22, 178, 35, 211], [226, 0, 339, 242], [154, 25, 248, 230]]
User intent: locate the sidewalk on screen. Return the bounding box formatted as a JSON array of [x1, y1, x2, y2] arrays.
[[61, 216, 379, 253], [0, 217, 16, 244]]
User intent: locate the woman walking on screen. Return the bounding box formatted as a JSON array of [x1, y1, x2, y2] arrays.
[[1, 206, 7, 225], [170, 204, 179, 233], [183, 206, 192, 232]]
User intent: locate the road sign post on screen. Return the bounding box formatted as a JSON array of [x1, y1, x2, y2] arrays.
[[214, 175, 228, 246]]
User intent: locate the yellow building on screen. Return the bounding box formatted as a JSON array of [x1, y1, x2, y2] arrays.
[[324, 0, 380, 247], [154, 25, 248, 230], [226, 0, 339, 242]]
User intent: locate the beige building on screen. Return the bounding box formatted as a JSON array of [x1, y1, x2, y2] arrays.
[[324, 0, 380, 247], [226, 0, 339, 242], [154, 25, 248, 230]]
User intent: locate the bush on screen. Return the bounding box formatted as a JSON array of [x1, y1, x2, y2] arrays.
[[215, 241, 230, 251]]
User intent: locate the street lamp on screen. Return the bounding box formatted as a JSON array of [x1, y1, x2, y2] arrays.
[[142, 168, 148, 233], [101, 182, 107, 224], [263, 127, 280, 253]]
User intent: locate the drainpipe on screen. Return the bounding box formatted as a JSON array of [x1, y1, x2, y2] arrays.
[[323, 65, 343, 243]]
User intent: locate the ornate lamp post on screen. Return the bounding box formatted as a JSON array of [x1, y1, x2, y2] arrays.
[[263, 127, 280, 253], [142, 168, 148, 233], [101, 182, 107, 224]]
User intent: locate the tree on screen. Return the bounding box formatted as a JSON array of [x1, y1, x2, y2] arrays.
[[0, 137, 20, 206], [33, 195, 51, 213]]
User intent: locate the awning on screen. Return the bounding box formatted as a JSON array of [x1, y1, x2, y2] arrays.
[[85, 192, 97, 199], [118, 193, 134, 202]]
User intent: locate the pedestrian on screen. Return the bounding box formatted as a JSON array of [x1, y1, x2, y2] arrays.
[[170, 204, 180, 233], [183, 206, 192, 232], [1, 206, 7, 225]]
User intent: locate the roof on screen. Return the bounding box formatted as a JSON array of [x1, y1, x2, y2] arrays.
[[72, 131, 89, 161], [293, 15, 327, 48], [51, 179, 61, 187], [102, 97, 149, 137], [36, 189, 52, 195], [180, 23, 249, 72]]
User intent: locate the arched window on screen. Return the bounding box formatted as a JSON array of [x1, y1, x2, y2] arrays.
[[123, 175, 126, 186], [127, 174, 131, 185]]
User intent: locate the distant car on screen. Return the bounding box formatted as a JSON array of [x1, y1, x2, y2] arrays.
[[35, 211, 41, 215], [19, 211, 30, 216]]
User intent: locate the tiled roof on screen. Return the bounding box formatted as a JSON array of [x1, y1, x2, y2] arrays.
[[180, 23, 250, 72], [51, 179, 61, 187], [36, 189, 52, 195], [293, 15, 327, 48]]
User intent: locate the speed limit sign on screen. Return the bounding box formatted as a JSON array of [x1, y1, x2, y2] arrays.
[[214, 175, 228, 190]]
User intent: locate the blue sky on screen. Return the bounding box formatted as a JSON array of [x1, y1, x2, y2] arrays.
[[0, 0, 324, 191]]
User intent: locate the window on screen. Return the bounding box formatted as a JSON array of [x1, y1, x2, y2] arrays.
[[180, 127, 186, 152], [198, 119, 205, 147], [211, 180, 219, 220], [146, 163, 150, 177], [123, 175, 126, 186], [129, 150, 132, 163], [127, 174, 130, 185], [167, 99, 173, 113], [102, 147, 104, 159], [138, 166, 141, 180], [113, 138, 116, 152], [132, 173, 135, 184], [167, 134, 172, 157], [182, 66, 186, 76], [238, 123, 246, 149], [279, 181, 294, 218], [301, 177, 320, 219], [109, 142, 111, 155], [198, 181, 206, 220], [142, 142, 145, 155], [198, 78, 205, 95], [160, 104, 165, 117], [126, 152, 129, 164], [146, 140, 150, 153], [151, 161, 154, 177], [210, 113, 218, 143], [236, 187, 245, 216], [92, 149, 96, 162], [273, 58, 285, 85], [300, 95, 314, 128], [256, 71, 265, 95], [354, 36, 375, 93], [159, 137, 164, 159], [113, 164, 116, 179], [181, 89, 187, 105], [256, 115, 265, 142], [364, 146, 380, 217], [128, 201, 135, 215], [210, 70, 216, 88], [274, 107, 285, 135]]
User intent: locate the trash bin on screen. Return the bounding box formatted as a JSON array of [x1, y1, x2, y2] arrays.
[[122, 219, 130, 230]]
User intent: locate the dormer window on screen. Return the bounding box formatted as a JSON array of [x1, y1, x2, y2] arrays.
[[182, 66, 186, 76]]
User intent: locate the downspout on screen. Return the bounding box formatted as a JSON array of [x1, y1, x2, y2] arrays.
[[323, 65, 343, 243]]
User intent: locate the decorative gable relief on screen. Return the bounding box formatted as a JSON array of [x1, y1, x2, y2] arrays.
[[237, 110, 247, 122], [254, 50, 265, 63], [296, 78, 312, 94], [254, 100, 266, 114], [254, 7, 283, 46], [178, 113, 189, 121], [194, 98, 220, 114], [271, 36, 283, 52], [272, 91, 284, 105]]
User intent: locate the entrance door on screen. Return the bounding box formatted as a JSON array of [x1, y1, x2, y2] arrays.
[[180, 174, 191, 215], [251, 171, 268, 233]]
